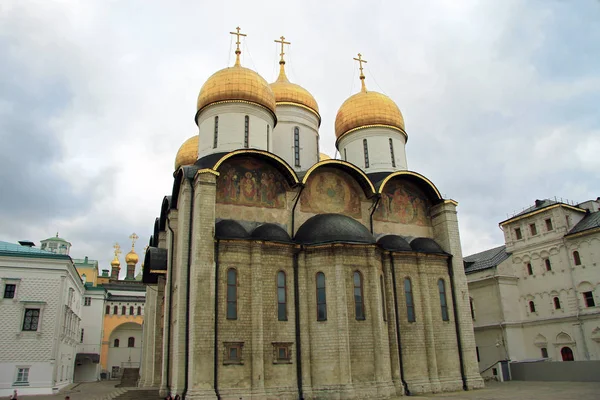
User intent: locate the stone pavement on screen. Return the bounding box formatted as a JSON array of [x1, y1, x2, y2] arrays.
[[408, 381, 600, 400], [15, 380, 600, 400]]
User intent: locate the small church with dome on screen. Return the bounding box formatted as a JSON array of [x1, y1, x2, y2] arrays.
[[139, 28, 484, 399]]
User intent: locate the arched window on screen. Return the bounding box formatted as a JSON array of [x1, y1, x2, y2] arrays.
[[106, 305, 110, 315], [470, 297, 475, 320], [266, 125, 270, 151], [129, 306, 134, 315], [561, 346, 574, 361], [244, 115, 249, 148], [529, 301, 536, 313], [294, 127, 300, 167], [526, 263, 533, 275], [316, 272, 327, 321], [277, 271, 287, 321], [404, 278, 415, 322], [545, 259, 552, 271], [573, 251, 581, 266], [389, 138, 396, 168], [137, 306, 142, 315], [113, 305, 118, 315], [128, 337, 135, 348], [438, 279, 449, 321], [344, 148, 347, 161], [213, 116, 219, 148], [553, 297, 561, 309], [353, 271, 365, 320], [114, 338, 120, 348], [122, 306, 126, 315], [80, 328, 84, 343], [363, 138, 369, 168], [226, 268, 237, 320], [380, 275, 387, 322]]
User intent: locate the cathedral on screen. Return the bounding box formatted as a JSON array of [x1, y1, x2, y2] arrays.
[[139, 28, 484, 399]]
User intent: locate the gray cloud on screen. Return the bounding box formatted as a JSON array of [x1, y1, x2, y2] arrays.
[[0, 0, 598, 270]]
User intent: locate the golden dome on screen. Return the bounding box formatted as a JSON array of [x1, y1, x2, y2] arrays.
[[125, 250, 139, 264], [319, 153, 331, 161], [270, 64, 320, 119], [196, 63, 276, 117], [110, 256, 120, 267], [335, 89, 405, 140], [174, 136, 199, 170]]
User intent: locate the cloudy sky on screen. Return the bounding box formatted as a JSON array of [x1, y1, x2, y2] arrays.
[[1, 0, 599, 275]]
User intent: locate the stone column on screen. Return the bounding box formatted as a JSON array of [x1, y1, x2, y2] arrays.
[[187, 170, 218, 399], [250, 242, 265, 396], [383, 253, 403, 396], [417, 255, 441, 392], [152, 276, 166, 386], [160, 210, 178, 397], [145, 286, 157, 386], [298, 250, 313, 397], [431, 201, 484, 390], [334, 246, 354, 397]]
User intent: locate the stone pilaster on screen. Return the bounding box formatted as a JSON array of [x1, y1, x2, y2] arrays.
[[250, 242, 265, 397], [152, 276, 166, 386], [431, 201, 484, 390], [382, 253, 404, 396], [160, 210, 178, 397], [145, 285, 157, 386], [417, 255, 441, 392], [297, 250, 313, 397], [334, 246, 354, 397], [186, 170, 218, 399]]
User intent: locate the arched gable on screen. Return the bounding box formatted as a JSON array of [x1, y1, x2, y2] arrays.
[[171, 166, 198, 209], [376, 171, 442, 201], [374, 174, 436, 226], [152, 218, 160, 247], [302, 160, 375, 197], [215, 155, 291, 209], [300, 162, 373, 218], [159, 196, 171, 231], [213, 149, 298, 187]]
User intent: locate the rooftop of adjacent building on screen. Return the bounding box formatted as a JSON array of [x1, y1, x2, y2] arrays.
[[463, 245, 509, 274], [501, 197, 599, 225], [0, 240, 71, 260]]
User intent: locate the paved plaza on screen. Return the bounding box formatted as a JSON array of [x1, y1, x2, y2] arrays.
[[14, 380, 600, 400]]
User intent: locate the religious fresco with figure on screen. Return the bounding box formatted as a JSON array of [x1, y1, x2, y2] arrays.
[[216, 157, 287, 209], [374, 179, 430, 225], [300, 168, 362, 217]]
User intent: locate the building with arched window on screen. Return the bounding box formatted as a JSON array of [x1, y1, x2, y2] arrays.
[[138, 28, 483, 399], [465, 197, 600, 379]]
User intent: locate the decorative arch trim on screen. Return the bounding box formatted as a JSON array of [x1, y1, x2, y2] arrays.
[[212, 149, 299, 186], [301, 159, 376, 197], [378, 170, 443, 202]]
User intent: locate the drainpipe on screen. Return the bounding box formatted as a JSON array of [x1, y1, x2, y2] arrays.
[[369, 195, 381, 234], [388, 253, 410, 395], [213, 240, 221, 399], [446, 255, 467, 391], [182, 177, 195, 399], [291, 184, 305, 235], [293, 249, 303, 400], [165, 220, 176, 391]]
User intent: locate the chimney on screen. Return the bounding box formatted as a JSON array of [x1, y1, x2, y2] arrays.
[[18, 240, 35, 247], [102, 269, 109, 277], [535, 199, 544, 207]]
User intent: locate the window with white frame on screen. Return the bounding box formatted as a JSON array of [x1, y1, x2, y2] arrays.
[[22, 308, 40, 331], [15, 367, 30, 385]]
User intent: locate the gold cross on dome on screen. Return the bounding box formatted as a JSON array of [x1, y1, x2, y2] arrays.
[[229, 26, 247, 54], [274, 36, 291, 63], [353, 53, 368, 91], [113, 242, 122, 257], [129, 233, 139, 249]]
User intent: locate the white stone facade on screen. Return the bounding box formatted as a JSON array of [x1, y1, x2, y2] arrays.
[[271, 104, 320, 171], [0, 246, 84, 396], [465, 199, 600, 380], [338, 127, 408, 173], [74, 287, 106, 382]]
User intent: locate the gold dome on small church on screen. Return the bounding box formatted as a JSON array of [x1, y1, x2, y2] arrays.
[[335, 54, 405, 140], [110, 256, 120, 267], [174, 135, 199, 170], [125, 250, 138, 265]]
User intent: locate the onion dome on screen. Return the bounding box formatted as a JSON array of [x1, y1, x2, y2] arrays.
[[110, 256, 120, 267], [174, 135, 199, 170], [319, 153, 331, 161], [125, 250, 139, 264], [196, 30, 276, 118], [270, 63, 319, 119], [335, 54, 405, 141]]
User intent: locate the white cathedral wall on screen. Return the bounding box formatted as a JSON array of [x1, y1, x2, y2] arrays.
[[197, 102, 275, 159], [338, 127, 407, 174], [272, 104, 320, 171]]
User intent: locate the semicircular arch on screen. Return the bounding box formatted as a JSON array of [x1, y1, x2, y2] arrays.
[[301, 159, 376, 198], [377, 170, 442, 203], [213, 149, 298, 187]]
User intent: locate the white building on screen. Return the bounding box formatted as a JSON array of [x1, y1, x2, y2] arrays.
[[464, 198, 600, 379], [0, 240, 85, 396], [74, 283, 107, 382]]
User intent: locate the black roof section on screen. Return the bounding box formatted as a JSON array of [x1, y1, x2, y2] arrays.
[[294, 213, 375, 246], [377, 235, 412, 252], [194, 152, 229, 170], [567, 211, 600, 236], [410, 237, 446, 254], [251, 223, 292, 243], [463, 245, 509, 274], [215, 219, 249, 239]]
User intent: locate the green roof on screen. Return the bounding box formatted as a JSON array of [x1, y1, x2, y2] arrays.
[[0, 241, 71, 260]]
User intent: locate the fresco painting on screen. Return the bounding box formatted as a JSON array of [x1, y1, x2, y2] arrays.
[[216, 157, 286, 209], [374, 180, 430, 225], [300, 169, 361, 217]]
